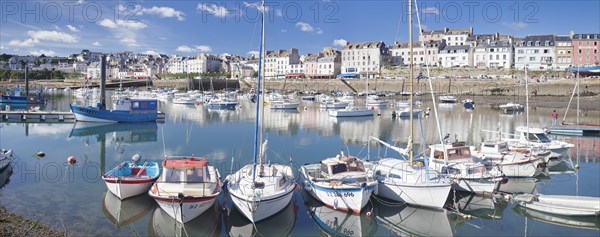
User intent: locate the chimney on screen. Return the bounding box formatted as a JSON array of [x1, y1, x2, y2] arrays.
[[569, 31, 575, 39]]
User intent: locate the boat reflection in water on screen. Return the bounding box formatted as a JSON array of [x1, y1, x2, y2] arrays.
[[374, 198, 459, 237], [454, 193, 508, 220], [0, 165, 13, 190], [101, 190, 155, 228], [498, 178, 539, 194], [513, 205, 600, 230], [224, 201, 297, 237], [149, 202, 221, 237], [69, 122, 158, 143], [304, 191, 377, 236]]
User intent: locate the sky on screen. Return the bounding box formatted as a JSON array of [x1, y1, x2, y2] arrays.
[[0, 0, 599, 58]]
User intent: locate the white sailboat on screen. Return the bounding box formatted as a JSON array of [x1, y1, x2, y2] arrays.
[[226, 1, 296, 223], [369, 3, 452, 209], [474, 140, 543, 178]]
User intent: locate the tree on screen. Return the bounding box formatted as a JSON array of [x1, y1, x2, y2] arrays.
[[2, 70, 10, 81]]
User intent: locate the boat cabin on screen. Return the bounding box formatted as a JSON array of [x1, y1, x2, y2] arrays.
[[320, 156, 365, 177], [516, 127, 551, 143], [430, 142, 474, 161], [114, 97, 158, 112], [161, 157, 213, 184], [480, 140, 510, 154]]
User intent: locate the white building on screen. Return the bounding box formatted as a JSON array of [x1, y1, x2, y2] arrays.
[[166, 56, 188, 74], [73, 61, 88, 73], [389, 40, 445, 66], [341, 41, 389, 78], [265, 48, 300, 79], [438, 45, 471, 68], [443, 28, 473, 46], [514, 35, 556, 70], [473, 39, 513, 69]]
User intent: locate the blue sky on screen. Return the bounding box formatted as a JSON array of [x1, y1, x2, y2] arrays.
[[0, 0, 599, 57]]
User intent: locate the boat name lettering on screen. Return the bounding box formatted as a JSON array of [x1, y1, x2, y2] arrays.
[[326, 192, 354, 197]]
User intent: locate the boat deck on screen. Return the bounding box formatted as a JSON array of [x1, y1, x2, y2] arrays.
[[0, 110, 166, 123], [546, 125, 600, 137]]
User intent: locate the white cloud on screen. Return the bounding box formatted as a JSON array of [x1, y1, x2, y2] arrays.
[[29, 49, 56, 56], [503, 22, 528, 30], [66, 25, 79, 32], [142, 50, 160, 55], [176, 45, 195, 53], [195, 45, 211, 52], [92, 41, 101, 46], [281, 29, 287, 33], [28, 30, 78, 43], [140, 6, 185, 21], [197, 3, 229, 18], [422, 7, 439, 15], [9, 30, 78, 47], [9, 38, 37, 47], [247, 51, 259, 56], [296, 22, 323, 34], [120, 37, 138, 47], [243, 2, 269, 13], [275, 9, 283, 17], [177, 45, 212, 53], [332, 39, 347, 47], [98, 19, 146, 30], [0, 45, 5, 50]]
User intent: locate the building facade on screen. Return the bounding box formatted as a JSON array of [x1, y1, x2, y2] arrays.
[[438, 45, 470, 67], [555, 35, 573, 69], [341, 41, 389, 78], [473, 39, 513, 69], [514, 35, 556, 70], [572, 33, 600, 67], [389, 40, 445, 66]]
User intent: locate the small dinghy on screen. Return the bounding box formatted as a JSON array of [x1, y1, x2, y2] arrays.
[[513, 193, 600, 216], [102, 154, 160, 200]]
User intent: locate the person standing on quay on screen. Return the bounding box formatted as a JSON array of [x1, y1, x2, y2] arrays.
[[551, 110, 558, 125]]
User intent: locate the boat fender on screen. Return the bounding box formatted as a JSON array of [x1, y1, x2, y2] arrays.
[[67, 156, 76, 164], [131, 153, 142, 164], [360, 182, 366, 188], [177, 192, 185, 199], [366, 211, 372, 218], [36, 151, 45, 158], [333, 199, 338, 210]]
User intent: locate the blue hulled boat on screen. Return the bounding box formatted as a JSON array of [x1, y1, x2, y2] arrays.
[[70, 97, 158, 123]]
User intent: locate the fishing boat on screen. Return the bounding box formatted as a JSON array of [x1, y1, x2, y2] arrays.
[[396, 107, 422, 118], [0, 149, 13, 171], [300, 151, 377, 213], [226, 1, 297, 223], [474, 140, 543, 178], [149, 156, 222, 223], [513, 193, 600, 216], [509, 126, 574, 159], [499, 102, 524, 112], [439, 95, 457, 103], [102, 154, 160, 199], [567, 65, 600, 77], [0, 84, 46, 104], [70, 56, 160, 123], [463, 99, 475, 109], [101, 190, 154, 228], [328, 106, 373, 117], [206, 94, 238, 110], [428, 141, 507, 194]]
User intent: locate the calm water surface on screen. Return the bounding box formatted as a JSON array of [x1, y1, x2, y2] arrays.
[[0, 93, 599, 236]]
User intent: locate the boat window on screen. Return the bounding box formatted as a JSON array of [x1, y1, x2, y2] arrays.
[[331, 163, 348, 174], [278, 176, 286, 187], [448, 147, 471, 159], [186, 168, 204, 183], [534, 133, 551, 143], [467, 166, 486, 174], [164, 169, 182, 182], [434, 150, 445, 159], [527, 133, 538, 142], [484, 144, 495, 148], [498, 143, 508, 150]]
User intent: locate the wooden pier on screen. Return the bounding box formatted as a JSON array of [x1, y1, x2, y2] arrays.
[[0, 111, 166, 123], [0, 111, 75, 122]]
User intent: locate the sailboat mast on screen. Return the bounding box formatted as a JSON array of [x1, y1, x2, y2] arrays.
[[408, 0, 414, 164], [252, 0, 266, 184], [525, 66, 529, 136]]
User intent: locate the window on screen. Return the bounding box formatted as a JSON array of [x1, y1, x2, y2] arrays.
[[544, 49, 549, 54], [530, 57, 536, 61], [534, 49, 539, 54], [503, 55, 507, 60]]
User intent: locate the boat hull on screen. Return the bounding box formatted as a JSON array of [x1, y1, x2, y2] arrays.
[[152, 195, 217, 223], [70, 104, 158, 123], [303, 180, 374, 214], [376, 181, 451, 209], [104, 177, 158, 199], [519, 195, 600, 216], [329, 109, 373, 117], [229, 186, 295, 223], [452, 178, 502, 194]]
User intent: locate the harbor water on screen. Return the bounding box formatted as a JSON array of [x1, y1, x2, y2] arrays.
[[0, 93, 598, 236]]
